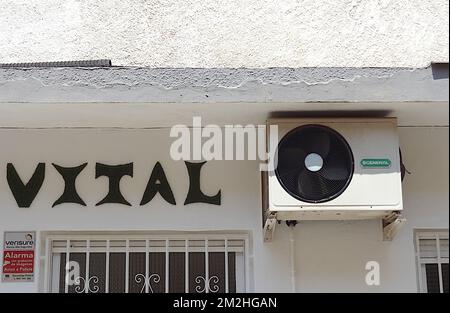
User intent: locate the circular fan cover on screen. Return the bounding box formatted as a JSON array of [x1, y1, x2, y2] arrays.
[[275, 125, 354, 203]]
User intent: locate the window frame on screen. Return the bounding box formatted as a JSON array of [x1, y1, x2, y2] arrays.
[[40, 231, 251, 293], [414, 229, 449, 293]]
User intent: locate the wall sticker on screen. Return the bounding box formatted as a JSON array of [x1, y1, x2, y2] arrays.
[[5, 161, 221, 208], [52, 163, 87, 207], [95, 163, 134, 206], [7, 163, 45, 208], [141, 162, 176, 206], [2, 231, 36, 282]]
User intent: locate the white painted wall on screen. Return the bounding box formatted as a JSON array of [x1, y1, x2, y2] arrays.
[[0, 126, 447, 292], [0, 0, 448, 67]]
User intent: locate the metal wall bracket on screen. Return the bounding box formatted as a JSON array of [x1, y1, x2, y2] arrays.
[[263, 212, 278, 242], [382, 211, 406, 241]]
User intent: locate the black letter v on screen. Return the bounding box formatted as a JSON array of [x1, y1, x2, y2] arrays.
[[7, 163, 45, 208]]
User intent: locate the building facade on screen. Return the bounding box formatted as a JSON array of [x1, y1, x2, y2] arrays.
[[0, 1, 448, 293]]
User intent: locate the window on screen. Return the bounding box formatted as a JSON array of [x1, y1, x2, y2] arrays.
[[415, 230, 449, 293], [43, 233, 249, 293]]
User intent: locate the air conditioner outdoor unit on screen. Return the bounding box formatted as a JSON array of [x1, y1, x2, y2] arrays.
[[265, 117, 403, 222]]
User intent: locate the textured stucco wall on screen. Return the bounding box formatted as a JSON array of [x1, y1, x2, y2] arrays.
[[0, 0, 448, 67]]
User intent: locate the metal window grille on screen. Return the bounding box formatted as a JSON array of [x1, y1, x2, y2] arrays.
[[43, 233, 249, 293], [415, 230, 449, 293]]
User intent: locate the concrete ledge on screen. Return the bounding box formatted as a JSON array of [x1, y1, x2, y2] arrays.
[[0, 66, 448, 103]]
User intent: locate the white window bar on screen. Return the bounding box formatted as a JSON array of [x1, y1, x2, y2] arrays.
[[205, 238, 209, 293], [185, 239, 189, 293], [415, 234, 424, 292], [145, 240, 149, 294], [64, 239, 70, 294], [85, 239, 90, 293], [225, 239, 229, 293], [165, 239, 169, 293], [244, 236, 250, 292], [44, 237, 50, 293], [436, 234, 443, 293], [105, 240, 110, 293], [125, 239, 129, 293]]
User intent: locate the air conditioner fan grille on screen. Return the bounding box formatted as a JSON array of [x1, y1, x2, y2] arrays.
[[275, 124, 354, 203]]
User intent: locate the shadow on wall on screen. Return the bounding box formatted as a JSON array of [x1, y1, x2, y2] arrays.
[[432, 63, 449, 80], [268, 110, 393, 119]]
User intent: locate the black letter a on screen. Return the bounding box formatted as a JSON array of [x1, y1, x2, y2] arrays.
[[140, 162, 176, 205]]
